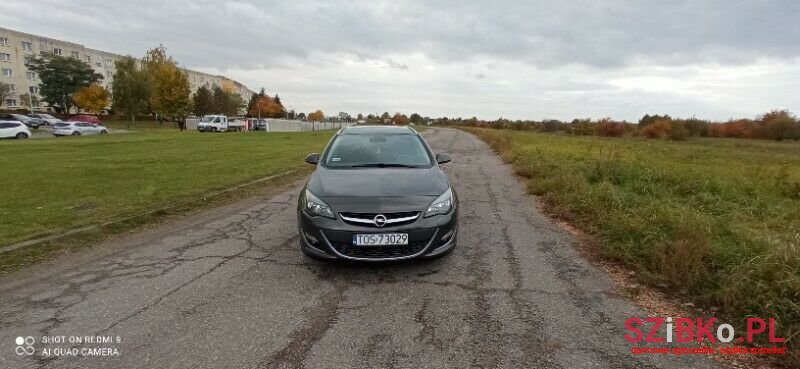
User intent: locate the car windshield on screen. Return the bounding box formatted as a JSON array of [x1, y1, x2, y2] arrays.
[[200, 116, 216, 122], [323, 132, 432, 168]]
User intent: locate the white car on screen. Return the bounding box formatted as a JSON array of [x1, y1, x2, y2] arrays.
[[29, 113, 63, 126], [0, 115, 32, 139], [53, 122, 109, 136]]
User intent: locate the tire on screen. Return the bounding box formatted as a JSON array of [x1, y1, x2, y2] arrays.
[[72, 131, 81, 136], [15, 132, 29, 139], [100, 130, 108, 134]]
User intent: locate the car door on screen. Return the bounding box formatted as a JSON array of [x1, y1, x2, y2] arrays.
[[80, 123, 97, 134], [0, 122, 13, 138], [74, 123, 87, 134]]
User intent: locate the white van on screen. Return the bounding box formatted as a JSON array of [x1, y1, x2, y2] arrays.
[[197, 115, 245, 132]]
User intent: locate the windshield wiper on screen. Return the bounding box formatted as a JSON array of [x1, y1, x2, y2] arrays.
[[350, 163, 420, 168]]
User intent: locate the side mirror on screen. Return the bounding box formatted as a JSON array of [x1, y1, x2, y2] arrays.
[[435, 153, 451, 164], [305, 153, 320, 165]]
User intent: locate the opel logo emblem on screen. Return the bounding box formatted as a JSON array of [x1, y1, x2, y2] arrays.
[[373, 214, 387, 227]]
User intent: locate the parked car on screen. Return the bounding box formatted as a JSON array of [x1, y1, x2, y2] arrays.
[[53, 122, 108, 136], [9, 114, 43, 129], [67, 115, 102, 125], [297, 125, 457, 261], [29, 113, 63, 126], [0, 114, 32, 139]]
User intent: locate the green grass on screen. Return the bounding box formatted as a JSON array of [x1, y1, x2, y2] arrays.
[[465, 128, 800, 350], [0, 129, 334, 247]]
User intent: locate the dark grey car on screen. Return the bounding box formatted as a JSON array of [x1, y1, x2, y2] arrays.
[[297, 126, 458, 261]]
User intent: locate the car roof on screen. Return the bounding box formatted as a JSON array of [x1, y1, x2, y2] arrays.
[[339, 125, 416, 135]]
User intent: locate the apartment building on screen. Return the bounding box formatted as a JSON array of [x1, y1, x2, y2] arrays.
[[0, 27, 254, 111]]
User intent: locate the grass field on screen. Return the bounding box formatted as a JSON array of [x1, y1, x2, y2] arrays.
[[465, 128, 800, 347], [0, 128, 334, 247]]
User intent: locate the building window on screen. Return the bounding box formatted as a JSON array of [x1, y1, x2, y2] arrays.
[[0, 53, 10, 62], [29, 86, 39, 94], [53, 47, 62, 56], [95, 62, 102, 67], [85, 55, 91, 63], [105, 59, 112, 67], [21, 41, 33, 51], [2, 68, 12, 77], [26, 71, 36, 80], [8, 84, 14, 92], [6, 99, 17, 107], [71, 51, 80, 59], [0, 37, 8, 46]]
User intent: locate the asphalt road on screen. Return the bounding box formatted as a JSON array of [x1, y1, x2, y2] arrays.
[[0, 128, 719, 369]]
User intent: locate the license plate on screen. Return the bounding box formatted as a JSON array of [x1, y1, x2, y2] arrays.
[[353, 233, 408, 246]]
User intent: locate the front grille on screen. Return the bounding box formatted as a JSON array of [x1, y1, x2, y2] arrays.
[[339, 211, 420, 228], [323, 228, 436, 259], [329, 239, 430, 259]]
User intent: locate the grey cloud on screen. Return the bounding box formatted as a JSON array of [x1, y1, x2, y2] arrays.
[[5, 0, 798, 71], [1, 0, 798, 120]]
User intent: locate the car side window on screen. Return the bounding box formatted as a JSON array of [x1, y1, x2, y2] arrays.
[[0, 123, 10, 129]]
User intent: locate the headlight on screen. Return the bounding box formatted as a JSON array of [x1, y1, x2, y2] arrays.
[[424, 188, 454, 217], [303, 189, 335, 219]]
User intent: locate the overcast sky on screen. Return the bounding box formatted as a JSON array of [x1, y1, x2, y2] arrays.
[[3, 0, 799, 121]]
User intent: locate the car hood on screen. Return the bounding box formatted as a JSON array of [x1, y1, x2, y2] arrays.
[[306, 166, 449, 212]]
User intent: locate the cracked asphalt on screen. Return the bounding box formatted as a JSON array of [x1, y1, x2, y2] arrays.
[[0, 128, 719, 369]]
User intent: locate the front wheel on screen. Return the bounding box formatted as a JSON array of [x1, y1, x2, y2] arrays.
[[72, 131, 81, 136], [100, 130, 108, 134], [16, 132, 29, 139]]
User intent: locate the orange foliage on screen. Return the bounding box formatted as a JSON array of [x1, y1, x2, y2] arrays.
[[597, 118, 626, 137], [640, 119, 671, 139], [307, 110, 325, 121]]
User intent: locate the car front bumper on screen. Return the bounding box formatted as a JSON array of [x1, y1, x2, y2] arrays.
[[298, 208, 458, 261]]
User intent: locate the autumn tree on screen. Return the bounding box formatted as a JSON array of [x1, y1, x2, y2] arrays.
[[26, 53, 103, 112], [308, 110, 325, 121], [391, 113, 409, 125], [144, 46, 191, 128], [192, 85, 214, 116], [409, 113, 423, 125], [73, 84, 111, 114], [112, 56, 150, 125], [639, 114, 671, 128], [249, 96, 284, 118], [760, 109, 798, 141], [640, 120, 671, 139], [597, 118, 625, 137], [246, 92, 259, 116]]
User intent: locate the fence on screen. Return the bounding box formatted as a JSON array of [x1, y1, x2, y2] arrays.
[[185, 118, 355, 132]]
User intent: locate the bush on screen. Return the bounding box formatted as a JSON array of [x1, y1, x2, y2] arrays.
[[640, 119, 671, 139], [760, 109, 799, 141], [668, 121, 690, 141], [570, 119, 597, 136], [597, 118, 626, 137]]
